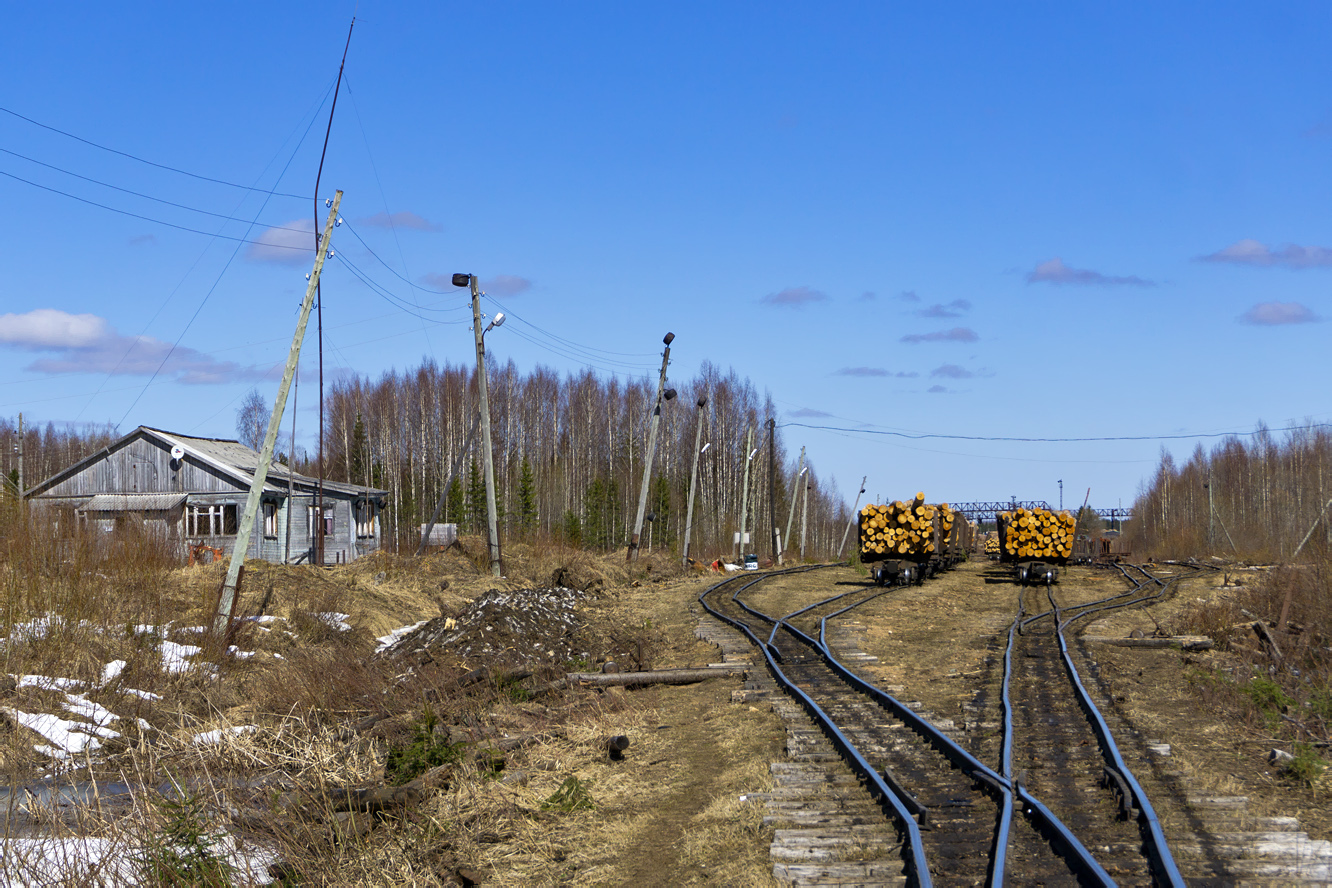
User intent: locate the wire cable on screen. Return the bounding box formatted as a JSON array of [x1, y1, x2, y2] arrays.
[[0, 146, 311, 234], [0, 104, 307, 199], [779, 420, 1332, 444]]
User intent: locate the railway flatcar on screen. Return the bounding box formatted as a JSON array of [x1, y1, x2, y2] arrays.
[[938, 504, 972, 569], [858, 493, 939, 586], [996, 507, 1075, 585]]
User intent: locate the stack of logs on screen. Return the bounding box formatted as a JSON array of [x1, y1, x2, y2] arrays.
[[997, 507, 1076, 562], [859, 493, 940, 559]]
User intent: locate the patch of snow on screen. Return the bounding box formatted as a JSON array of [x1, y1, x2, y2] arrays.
[[0, 834, 278, 885], [14, 675, 82, 691], [4, 708, 108, 757], [160, 641, 201, 674], [226, 646, 254, 660], [376, 620, 428, 653], [191, 725, 257, 746], [121, 688, 161, 702], [62, 694, 117, 730], [101, 660, 126, 684], [316, 612, 352, 632]]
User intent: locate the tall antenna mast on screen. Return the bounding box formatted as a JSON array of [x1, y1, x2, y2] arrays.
[[312, 16, 354, 564]]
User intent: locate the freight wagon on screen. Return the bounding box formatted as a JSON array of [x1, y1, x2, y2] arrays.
[[996, 507, 1076, 585]]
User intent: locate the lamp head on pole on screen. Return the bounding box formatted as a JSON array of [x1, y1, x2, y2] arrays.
[[696, 395, 707, 407], [664, 389, 677, 401], [451, 273, 471, 288], [663, 332, 675, 346]]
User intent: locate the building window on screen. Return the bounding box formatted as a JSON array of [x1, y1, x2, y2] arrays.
[[186, 504, 238, 537], [355, 501, 376, 538], [263, 502, 278, 538], [307, 506, 333, 537]]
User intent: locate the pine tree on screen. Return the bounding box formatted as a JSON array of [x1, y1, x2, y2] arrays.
[[349, 414, 368, 486], [466, 459, 486, 534], [584, 478, 606, 549], [650, 475, 673, 548], [561, 510, 583, 547], [446, 476, 464, 527], [517, 457, 537, 531]]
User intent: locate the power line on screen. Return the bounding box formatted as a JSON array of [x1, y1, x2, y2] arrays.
[[779, 420, 1332, 444], [0, 146, 312, 235], [0, 166, 313, 253], [0, 104, 307, 199]]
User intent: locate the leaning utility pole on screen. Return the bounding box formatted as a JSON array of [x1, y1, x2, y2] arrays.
[[767, 418, 779, 565], [837, 475, 868, 559], [468, 275, 503, 577], [215, 192, 341, 633], [628, 332, 674, 561], [737, 426, 754, 560], [781, 445, 805, 565], [681, 394, 707, 566]]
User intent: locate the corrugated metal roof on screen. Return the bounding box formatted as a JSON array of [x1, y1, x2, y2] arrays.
[[83, 493, 188, 511], [144, 428, 387, 499]]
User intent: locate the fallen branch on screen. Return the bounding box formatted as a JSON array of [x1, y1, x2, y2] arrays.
[[565, 666, 748, 687], [1082, 635, 1213, 651]]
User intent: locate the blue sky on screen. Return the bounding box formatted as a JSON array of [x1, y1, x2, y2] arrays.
[[2, 3, 1330, 511]]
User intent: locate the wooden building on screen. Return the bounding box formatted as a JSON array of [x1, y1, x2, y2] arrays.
[[24, 426, 387, 565]]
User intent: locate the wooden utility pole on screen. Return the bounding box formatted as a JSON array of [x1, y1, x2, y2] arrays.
[[767, 418, 779, 564], [469, 276, 502, 577], [216, 192, 341, 633], [682, 394, 707, 565], [737, 427, 754, 560], [15, 412, 23, 496], [837, 476, 868, 559], [1206, 476, 1215, 555], [628, 333, 674, 561], [781, 446, 804, 565]]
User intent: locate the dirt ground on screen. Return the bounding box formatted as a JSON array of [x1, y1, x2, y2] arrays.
[[136, 551, 1329, 883]]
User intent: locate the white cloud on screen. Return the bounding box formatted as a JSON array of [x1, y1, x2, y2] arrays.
[[0, 309, 274, 384], [1201, 239, 1332, 269], [0, 309, 110, 349], [930, 364, 974, 379], [900, 327, 979, 344], [358, 211, 441, 232], [834, 367, 919, 378], [482, 274, 532, 297], [917, 299, 971, 319], [788, 407, 832, 418], [1027, 257, 1153, 286], [245, 219, 316, 265], [1238, 302, 1320, 325], [762, 286, 828, 307]]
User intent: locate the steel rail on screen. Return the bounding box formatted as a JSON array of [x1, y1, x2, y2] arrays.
[[1047, 582, 1188, 888], [744, 578, 1113, 887], [808, 591, 1115, 887], [698, 568, 936, 888]]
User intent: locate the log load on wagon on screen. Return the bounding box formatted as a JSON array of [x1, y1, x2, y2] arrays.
[[996, 506, 1075, 585]]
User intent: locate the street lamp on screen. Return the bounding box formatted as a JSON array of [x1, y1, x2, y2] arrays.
[[462, 273, 504, 577], [628, 333, 676, 561], [1058, 479, 1063, 511]]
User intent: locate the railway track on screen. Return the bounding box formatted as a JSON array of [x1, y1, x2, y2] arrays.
[[699, 563, 1217, 886]]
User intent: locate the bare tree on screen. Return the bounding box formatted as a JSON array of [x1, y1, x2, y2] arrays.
[[236, 388, 271, 452]]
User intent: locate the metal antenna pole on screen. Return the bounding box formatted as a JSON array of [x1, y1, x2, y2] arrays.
[[837, 476, 868, 559], [768, 418, 779, 565], [470, 277, 502, 577], [800, 477, 810, 560], [782, 446, 804, 565], [682, 395, 707, 565], [628, 333, 674, 561], [217, 193, 341, 633]]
